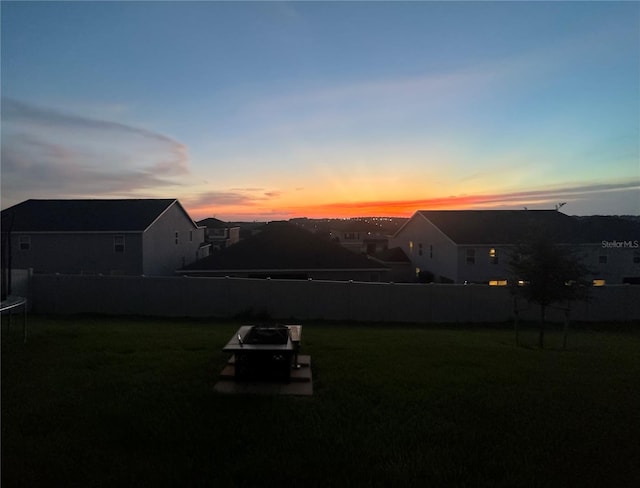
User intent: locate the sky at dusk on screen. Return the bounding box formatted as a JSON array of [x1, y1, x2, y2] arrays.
[[1, 1, 638, 221]]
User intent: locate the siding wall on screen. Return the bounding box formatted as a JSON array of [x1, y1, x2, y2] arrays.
[[8, 232, 143, 275], [142, 203, 205, 275], [30, 274, 640, 323], [390, 215, 458, 282], [456, 245, 511, 283]]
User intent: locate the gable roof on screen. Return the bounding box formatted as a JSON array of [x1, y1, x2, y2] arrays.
[[574, 215, 640, 243], [181, 221, 388, 272], [197, 217, 235, 229], [411, 210, 640, 245], [1, 199, 182, 232], [371, 247, 410, 263]]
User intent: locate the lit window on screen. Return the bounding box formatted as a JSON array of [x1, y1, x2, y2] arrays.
[[19, 235, 31, 251], [489, 280, 508, 286], [409, 241, 414, 254], [466, 248, 475, 265], [114, 235, 125, 253], [592, 279, 606, 286], [415, 267, 421, 276], [489, 248, 499, 264]]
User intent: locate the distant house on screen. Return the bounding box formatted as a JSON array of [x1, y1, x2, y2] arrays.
[[179, 221, 389, 281], [197, 217, 240, 251], [329, 220, 389, 254], [1, 199, 208, 276], [391, 210, 640, 285]]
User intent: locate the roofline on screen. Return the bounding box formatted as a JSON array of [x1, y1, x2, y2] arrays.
[[3, 230, 142, 235], [456, 241, 606, 247], [392, 211, 457, 246], [177, 267, 390, 274], [418, 212, 458, 246], [391, 211, 419, 239], [144, 199, 199, 232]]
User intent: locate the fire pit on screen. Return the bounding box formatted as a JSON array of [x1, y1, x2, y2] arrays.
[[223, 324, 295, 382], [242, 324, 289, 345]]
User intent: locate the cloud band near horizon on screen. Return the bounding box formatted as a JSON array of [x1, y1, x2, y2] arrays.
[[1, 98, 190, 206]]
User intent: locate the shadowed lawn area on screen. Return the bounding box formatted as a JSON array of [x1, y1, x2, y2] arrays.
[[2, 316, 639, 487]]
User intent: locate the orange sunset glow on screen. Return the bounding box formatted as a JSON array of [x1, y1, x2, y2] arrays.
[[184, 180, 639, 222]]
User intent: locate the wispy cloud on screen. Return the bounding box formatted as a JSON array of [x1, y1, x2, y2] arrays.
[[183, 187, 285, 219], [186, 191, 260, 208], [1, 98, 190, 207]]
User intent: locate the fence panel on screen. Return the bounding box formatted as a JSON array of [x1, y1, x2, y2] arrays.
[[29, 274, 640, 323]]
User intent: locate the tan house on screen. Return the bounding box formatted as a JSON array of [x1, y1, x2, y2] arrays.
[[1, 199, 208, 276], [391, 210, 640, 285]]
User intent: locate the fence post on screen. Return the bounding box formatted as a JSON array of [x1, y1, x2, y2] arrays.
[[348, 280, 353, 321], [307, 278, 313, 321]]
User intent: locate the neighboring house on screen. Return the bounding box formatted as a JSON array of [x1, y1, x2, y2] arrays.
[[179, 221, 389, 281], [197, 217, 240, 251], [1, 199, 208, 276], [390, 210, 640, 285], [329, 220, 389, 254], [368, 247, 413, 282]]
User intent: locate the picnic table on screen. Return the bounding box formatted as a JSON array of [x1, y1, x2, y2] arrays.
[[223, 325, 302, 381]]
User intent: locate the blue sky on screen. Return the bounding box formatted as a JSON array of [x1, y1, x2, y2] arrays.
[[1, 1, 638, 220]]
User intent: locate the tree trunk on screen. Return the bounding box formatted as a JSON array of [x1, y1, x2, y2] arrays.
[[513, 297, 520, 347], [563, 306, 570, 350], [539, 305, 545, 349]]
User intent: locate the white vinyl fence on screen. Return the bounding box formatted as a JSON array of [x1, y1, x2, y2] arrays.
[[28, 273, 640, 323]]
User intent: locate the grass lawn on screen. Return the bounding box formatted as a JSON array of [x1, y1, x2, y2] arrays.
[[2, 315, 640, 487]]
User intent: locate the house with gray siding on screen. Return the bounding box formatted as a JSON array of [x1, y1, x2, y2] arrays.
[[1, 199, 208, 276], [391, 210, 640, 285], [329, 220, 389, 254], [197, 217, 240, 250]]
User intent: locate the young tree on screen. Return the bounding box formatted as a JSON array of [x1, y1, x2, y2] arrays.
[[509, 238, 590, 349]]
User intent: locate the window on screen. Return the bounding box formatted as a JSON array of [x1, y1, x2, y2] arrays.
[[175, 231, 179, 245], [19, 235, 31, 251], [189, 230, 193, 242], [599, 255, 607, 264], [429, 244, 433, 259], [489, 280, 508, 286], [418, 243, 423, 256], [466, 248, 475, 265], [489, 248, 499, 265], [634, 252, 640, 264], [409, 241, 414, 254], [114, 235, 125, 253], [592, 279, 606, 286]]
